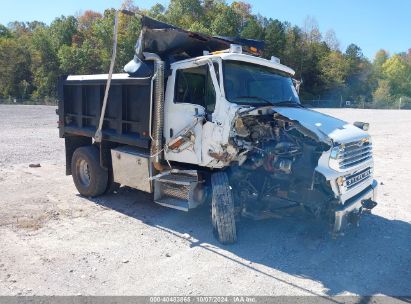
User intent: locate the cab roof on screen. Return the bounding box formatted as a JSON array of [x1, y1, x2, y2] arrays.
[[171, 52, 295, 76]]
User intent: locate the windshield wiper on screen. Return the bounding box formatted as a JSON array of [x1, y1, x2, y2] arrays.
[[273, 100, 305, 108], [234, 96, 304, 108], [233, 96, 274, 106]]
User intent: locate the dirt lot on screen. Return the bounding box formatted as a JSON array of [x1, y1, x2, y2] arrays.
[[0, 104, 410, 297]]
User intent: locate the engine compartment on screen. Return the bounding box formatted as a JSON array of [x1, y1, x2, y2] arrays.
[[229, 110, 335, 218]]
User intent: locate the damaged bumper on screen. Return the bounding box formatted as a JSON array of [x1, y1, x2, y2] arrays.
[[333, 179, 378, 233]]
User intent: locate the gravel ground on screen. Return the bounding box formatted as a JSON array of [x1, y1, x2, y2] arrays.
[[0, 105, 410, 297]]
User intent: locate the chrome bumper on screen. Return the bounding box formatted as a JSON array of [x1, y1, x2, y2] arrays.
[[333, 179, 378, 233]]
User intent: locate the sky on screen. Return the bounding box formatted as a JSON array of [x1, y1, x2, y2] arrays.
[[0, 0, 409, 60]]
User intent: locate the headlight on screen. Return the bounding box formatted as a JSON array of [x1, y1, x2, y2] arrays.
[[330, 146, 340, 159], [329, 145, 343, 171]]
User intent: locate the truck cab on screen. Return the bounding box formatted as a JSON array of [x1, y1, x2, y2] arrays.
[[164, 51, 298, 167], [59, 15, 377, 244]]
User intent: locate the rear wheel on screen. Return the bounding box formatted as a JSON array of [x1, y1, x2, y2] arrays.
[[71, 146, 108, 197], [211, 171, 237, 244]]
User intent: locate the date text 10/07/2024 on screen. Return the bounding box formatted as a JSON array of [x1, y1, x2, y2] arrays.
[[149, 296, 257, 303]]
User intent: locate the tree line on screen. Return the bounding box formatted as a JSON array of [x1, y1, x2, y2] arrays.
[[0, 0, 410, 108]]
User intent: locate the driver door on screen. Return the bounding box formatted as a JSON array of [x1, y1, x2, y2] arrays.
[[164, 63, 217, 164]]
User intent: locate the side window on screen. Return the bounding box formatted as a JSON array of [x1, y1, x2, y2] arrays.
[[175, 66, 206, 106], [174, 64, 217, 113]]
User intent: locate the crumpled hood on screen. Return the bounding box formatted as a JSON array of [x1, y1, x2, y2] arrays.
[[272, 107, 368, 144]]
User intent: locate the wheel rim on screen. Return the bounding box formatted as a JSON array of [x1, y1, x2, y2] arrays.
[[78, 159, 91, 187]]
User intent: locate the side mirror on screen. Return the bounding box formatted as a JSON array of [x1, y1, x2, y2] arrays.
[[292, 78, 302, 94], [353, 121, 370, 131]]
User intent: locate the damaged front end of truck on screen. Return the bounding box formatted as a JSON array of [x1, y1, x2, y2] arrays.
[[212, 101, 378, 236], [228, 108, 334, 221]]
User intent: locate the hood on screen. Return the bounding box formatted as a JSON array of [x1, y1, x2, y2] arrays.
[[272, 107, 368, 144]]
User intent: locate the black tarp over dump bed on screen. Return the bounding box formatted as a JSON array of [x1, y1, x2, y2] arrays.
[[59, 15, 264, 150], [136, 15, 264, 59]]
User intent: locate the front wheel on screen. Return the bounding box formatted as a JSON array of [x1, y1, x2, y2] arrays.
[[211, 171, 237, 244], [71, 146, 108, 197]]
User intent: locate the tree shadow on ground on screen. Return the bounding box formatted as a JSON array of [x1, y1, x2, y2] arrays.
[[89, 186, 411, 297]]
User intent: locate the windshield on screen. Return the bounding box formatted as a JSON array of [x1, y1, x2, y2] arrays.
[[223, 61, 300, 106]]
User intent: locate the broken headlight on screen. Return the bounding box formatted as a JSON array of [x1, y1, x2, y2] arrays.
[[329, 145, 342, 171]]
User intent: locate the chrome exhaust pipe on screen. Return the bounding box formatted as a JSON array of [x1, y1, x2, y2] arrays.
[[144, 52, 165, 171]]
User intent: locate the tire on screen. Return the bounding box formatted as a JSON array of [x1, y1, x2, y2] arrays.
[[211, 171, 237, 244], [71, 145, 108, 197]]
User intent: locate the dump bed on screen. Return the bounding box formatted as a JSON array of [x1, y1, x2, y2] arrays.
[[58, 73, 152, 149]]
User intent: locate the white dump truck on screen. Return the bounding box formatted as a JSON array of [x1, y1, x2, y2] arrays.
[[58, 15, 377, 243]]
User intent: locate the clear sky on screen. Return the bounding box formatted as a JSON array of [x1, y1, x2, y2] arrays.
[[0, 0, 409, 60]]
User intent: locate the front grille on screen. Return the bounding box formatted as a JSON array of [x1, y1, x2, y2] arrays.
[[337, 139, 372, 170], [342, 167, 372, 190]]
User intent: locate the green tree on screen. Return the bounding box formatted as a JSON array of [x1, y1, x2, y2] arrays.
[[30, 26, 60, 98], [344, 44, 373, 102], [0, 24, 12, 38], [117, 10, 142, 71], [166, 0, 204, 29], [320, 51, 348, 93], [373, 79, 392, 104], [58, 41, 102, 75], [146, 3, 166, 21], [232, 1, 252, 28], [406, 49, 411, 66], [373, 49, 389, 75], [0, 38, 32, 98], [381, 54, 411, 98], [211, 5, 241, 37], [241, 17, 264, 40], [263, 19, 286, 59], [49, 16, 78, 47], [202, 0, 226, 28]]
